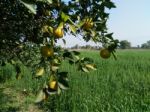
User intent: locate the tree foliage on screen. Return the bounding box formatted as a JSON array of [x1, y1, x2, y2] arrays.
[[0, 0, 119, 103], [119, 40, 131, 49], [141, 40, 150, 49]]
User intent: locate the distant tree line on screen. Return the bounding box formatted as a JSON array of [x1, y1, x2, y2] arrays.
[[70, 44, 101, 50], [141, 40, 150, 49], [119, 40, 131, 49], [70, 40, 150, 49]]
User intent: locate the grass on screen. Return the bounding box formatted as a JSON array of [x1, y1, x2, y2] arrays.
[[0, 49, 150, 112]]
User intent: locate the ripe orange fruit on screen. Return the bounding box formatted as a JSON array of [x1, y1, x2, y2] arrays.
[[41, 46, 54, 57], [53, 27, 64, 38], [49, 81, 57, 90], [100, 48, 111, 59]]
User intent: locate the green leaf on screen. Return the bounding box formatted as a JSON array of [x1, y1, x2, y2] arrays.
[[46, 88, 57, 95], [82, 66, 89, 73], [51, 65, 59, 71], [58, 72, 68, 81], [62, 39, 66, 45], [10, 60, 16, 65], [68, 59, 75, 65], [20, 0, 37, 14], [68, 18, 78, 27], [103, 1, 116, 9], [46, 0, 52, 4], [57, 87, 61, 95], [53, 59, 61, 65], [35, 90, 45, 103], [47, 26, 53, 33], [69, 24, 76, 34], [49, 74, 56, 82], [85, 64, 97, 70], [21, 0, 35, 4], [58, 72, 68, 76], [78, 21, 85, 28], [105, 33, 113, 39], [0, 60, 6, 66], [75, 55, 80, 60], [81, 57, 93, 63], [58, 81, 69, 90], [15, 64, 22, 74], [58, 22, 64, 29], [37, 0, 52, 4], [58, 72, 69, 90], [61, 12, 70, 22], [91, 30, 96, 37], [63, 51, 73, 59], [72, 51, 80, 55]]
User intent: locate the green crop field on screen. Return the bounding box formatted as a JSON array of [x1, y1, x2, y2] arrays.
[[0, 50, 150, 112]]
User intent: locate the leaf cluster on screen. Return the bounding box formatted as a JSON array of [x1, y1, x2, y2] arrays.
[[0, 0, 118, 103]]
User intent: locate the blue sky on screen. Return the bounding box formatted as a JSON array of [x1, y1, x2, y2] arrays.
[[108, 0, 150, 47], [59, 0, 150, 47]]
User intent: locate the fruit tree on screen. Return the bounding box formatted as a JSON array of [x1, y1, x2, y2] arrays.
[[0, 0, 119, 103]]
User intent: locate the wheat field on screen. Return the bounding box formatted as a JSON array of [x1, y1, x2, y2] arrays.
[[0, 49, 150, 112]]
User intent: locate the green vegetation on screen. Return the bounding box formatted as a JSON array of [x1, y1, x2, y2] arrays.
[[1, 1, 118, 101], [0, 50, 150, 112]]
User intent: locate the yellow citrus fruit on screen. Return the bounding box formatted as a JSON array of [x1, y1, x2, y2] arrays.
[[49, 81, 57, 90], [83, 22, 93, 30], [41, 46, 54, 57], [83, 18, 94, 30], [53, 27, 64, 38], [100, 48, 111, 59], [36, 67, 44, 76]]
